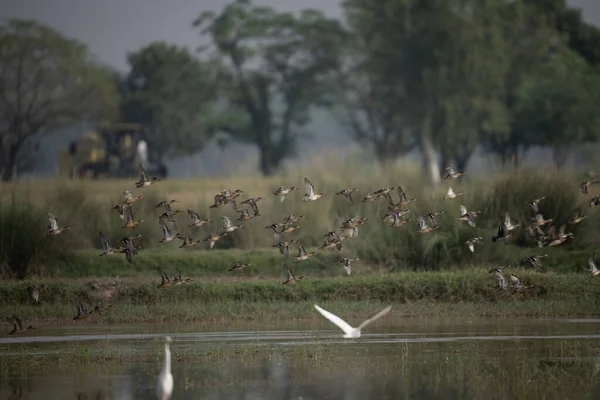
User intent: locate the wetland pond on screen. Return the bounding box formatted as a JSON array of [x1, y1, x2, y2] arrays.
[[1, 317, 600, 399]]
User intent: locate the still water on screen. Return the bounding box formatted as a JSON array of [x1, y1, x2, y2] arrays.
[[1, 318, 600, 399]]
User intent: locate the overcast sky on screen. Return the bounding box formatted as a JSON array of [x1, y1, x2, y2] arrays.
[[1, 0, 598, 71]]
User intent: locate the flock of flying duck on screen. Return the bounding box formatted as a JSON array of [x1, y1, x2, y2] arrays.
[[9, 165, 600, 335]]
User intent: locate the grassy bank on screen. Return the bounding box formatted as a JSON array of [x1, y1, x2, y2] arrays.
[[2, 271, 599, 324], [1, 163, 599, 278], [18, 246, 599, 279]]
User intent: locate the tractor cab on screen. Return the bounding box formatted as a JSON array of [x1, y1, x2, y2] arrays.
[[59, 123, 168, 179]]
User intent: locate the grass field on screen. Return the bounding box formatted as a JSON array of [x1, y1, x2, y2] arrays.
[[2, 269, 599, 325]]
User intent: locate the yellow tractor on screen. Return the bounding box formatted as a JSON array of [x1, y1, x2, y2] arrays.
[[58, 123, 168, 179]]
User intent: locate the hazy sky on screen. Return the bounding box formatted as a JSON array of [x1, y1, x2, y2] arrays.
[[1, 0, 598, 71]]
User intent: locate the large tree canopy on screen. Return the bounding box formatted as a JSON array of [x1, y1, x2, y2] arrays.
[[342, 0, 511, 182], [513, 49, 600, 168], [119, 42, 221, 161], [194, 0, 348, 176], [342, 0, 600, 178], [0, 19, 118, 181]]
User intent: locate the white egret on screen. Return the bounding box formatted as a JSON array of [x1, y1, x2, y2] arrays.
[[156, 336, 173, 400], [313, 304, 392, 339]]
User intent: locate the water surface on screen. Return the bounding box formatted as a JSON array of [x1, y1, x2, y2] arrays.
[[1, 317, 599, 399]]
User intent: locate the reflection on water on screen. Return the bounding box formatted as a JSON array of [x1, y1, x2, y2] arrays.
[[1, 318, 600, 399]]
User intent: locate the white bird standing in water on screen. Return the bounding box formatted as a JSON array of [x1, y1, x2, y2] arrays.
[[313, 304, 392, 339], [156, 336, 173, 400]]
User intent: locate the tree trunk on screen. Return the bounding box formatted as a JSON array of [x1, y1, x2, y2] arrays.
[[454, 152, 471, 174], [439, 152, 449, 175], [375, 144, 397, 172], [512, 146, 522, 169], [1, 144, 18, 182], [419, 118, 440, 185], [552, 145, 570, 169], [258, 146, 275, 176]]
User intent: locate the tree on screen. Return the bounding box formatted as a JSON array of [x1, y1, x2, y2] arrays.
[[333, 32, 416, 165], [428, 1, 511, 173], [523, 0, 600, 67], [481, 1, 567, 167], [120, 42, 220, 161], [194, 0, 348, 176], [0, 19, 118, 181], [513, 50, 600, 168], [343, 0, 510, 183]]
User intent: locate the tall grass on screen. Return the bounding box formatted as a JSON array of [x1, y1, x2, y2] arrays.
[[0, 198, 73, 279], [1, 162, 598, 278]]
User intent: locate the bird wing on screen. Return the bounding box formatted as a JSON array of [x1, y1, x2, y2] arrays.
[[589, 257, 598, 273], [530, 201, 539, 214], [344, 192, 354, 205], [499, 275, 508, 289], [13, 316, 23, 331], [124, 207, 134, 224], [357, 306, 392, 330], [229, 199, 238, 211], [446, 187, 454, 196], [48, 213, 59, 230], [314, 304, 355, 335], [75, 298, 85, 315], [467, 215, 476, 228], [138, 164, 149, 181], [460, 205, 467, 216], [99, 231, 111, 251], [503, 213, 510, 227], [418, 217, 428, 230], [558, 224, 566, 237], [298, 245, 307, 257], [248, 199, 259, 215], [383, 192, 393, 206], [390, 210, 401, 225], [283, 245, 289, 259], [547, 225, 557, 239], [159, 218, 172, 238], [428, 213, 438, 227], [496, 222, 505, 237], [157, 267, 171, 283], [283, 263, 293, 281], [397, 186, 407, 203], [187, 209, 200, 223], [344, 264, 351, 275], [330, 231, 341, 242], [304, 177, 315, 196], [125, 249, 135, 264], [222, 217, 232, 229]]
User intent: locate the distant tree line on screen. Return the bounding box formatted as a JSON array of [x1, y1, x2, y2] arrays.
[[1, 0, 600, 181]]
